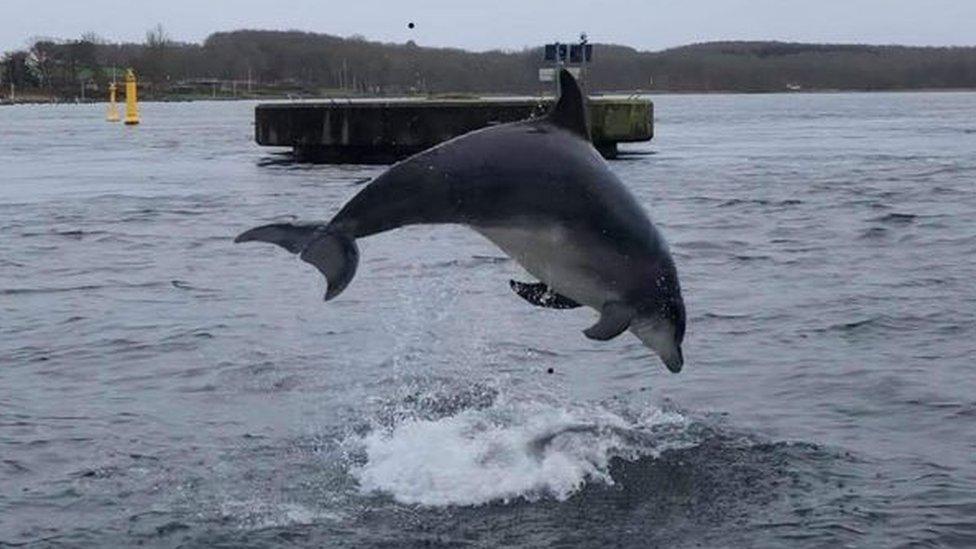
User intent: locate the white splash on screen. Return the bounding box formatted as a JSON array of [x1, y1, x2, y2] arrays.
[[352, 399, 687, 506]]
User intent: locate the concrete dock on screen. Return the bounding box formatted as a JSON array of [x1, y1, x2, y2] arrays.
[[254, 96, 653, 163]]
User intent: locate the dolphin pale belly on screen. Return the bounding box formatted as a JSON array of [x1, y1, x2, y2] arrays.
[[236, 70, 686, 373]]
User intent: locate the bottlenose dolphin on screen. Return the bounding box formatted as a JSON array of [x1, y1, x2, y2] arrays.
[[236, 70, 686, 373]]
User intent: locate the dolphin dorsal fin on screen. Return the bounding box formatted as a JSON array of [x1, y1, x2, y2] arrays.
[[547, 69, 590, 141]]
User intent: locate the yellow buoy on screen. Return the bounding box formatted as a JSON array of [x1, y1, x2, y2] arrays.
[[106, 82, 120, 122], [124, 69, 140, 125]]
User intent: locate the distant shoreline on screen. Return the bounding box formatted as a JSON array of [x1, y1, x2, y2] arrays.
[[6, 33, 976, 103], [4, 86, 976, 107]]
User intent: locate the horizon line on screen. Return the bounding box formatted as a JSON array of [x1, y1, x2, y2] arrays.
[[5, 28, 976, 55]]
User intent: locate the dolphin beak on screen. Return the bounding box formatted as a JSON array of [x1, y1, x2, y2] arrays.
[[662, 346, 683, 374]]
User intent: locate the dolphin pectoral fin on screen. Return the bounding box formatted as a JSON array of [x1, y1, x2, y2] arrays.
[[583, 302, 635, 341], [509, 280, 581, 309], [235, 222, 360, 301]]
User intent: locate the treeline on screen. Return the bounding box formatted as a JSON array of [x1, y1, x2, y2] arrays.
[[3, 28, 976, 100]]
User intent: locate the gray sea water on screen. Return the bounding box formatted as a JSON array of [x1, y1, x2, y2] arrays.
[[1, 92, 975, 548]]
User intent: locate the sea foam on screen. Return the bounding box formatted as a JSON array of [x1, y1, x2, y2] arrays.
[[352, 398, 688, 506]]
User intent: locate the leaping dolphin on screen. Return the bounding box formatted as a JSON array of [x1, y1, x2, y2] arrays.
[[236, 70, 686, 373]]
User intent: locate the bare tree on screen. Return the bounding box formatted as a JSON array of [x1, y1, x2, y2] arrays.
[[141, 24, 173, 85], [80, 31, 105, 45], [145, 24, 171, 49]]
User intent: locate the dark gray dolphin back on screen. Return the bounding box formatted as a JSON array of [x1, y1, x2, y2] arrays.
[[328, 68, 594, 239]]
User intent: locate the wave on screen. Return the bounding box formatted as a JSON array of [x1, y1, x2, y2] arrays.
[[426, 255, 511, 269], [870, 212, 917, 225], [0, 280, 167, 295], [814, 311, 955, 336], [17, 228, 109, 239], [717, 198, 804, 208]]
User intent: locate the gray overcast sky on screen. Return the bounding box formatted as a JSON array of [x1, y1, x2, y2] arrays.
[[3, 0, 975, 52]]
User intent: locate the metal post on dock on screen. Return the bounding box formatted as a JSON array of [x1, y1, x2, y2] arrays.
[[579, 33, 588, 95], [554, 41, 562, 97]]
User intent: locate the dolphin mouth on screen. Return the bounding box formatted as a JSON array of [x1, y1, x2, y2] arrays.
[[663, 346, 683, 374]]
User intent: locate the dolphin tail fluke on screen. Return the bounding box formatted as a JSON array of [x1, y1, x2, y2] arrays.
[[235, 223, 360, 301]]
